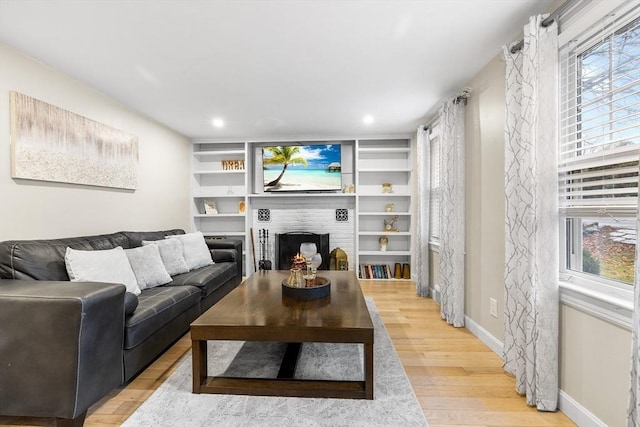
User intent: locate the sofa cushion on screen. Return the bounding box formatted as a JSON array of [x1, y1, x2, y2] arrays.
[[166, 262, 237, 299], [123, 285, 200, 349], [124, 244, 172, 289], [124, 292, 139, 316], [142, 238, 189, 276], [120, 229, 185, 248], [65, 246, 141, 295], [211, 248, 237, 263], [0, 233, 129, 281], [165, 232, 213, 271]]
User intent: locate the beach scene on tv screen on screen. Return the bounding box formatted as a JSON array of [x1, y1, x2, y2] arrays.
[[263, 144, 342, 192]]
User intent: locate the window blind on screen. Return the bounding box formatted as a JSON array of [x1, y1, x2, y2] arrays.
[[559, 10, 639, 218]]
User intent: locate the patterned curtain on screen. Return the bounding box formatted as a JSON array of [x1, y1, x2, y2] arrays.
[[629, 178, 640, 426], [415, 126, 430, 297], [438, 98, 465, 327], [502, 15, 559, 411]]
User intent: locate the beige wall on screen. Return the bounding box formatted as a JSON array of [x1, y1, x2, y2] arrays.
[[463, 54, 505, 338], [458, 49, 633, 426], [0, 43, 192, 240], [560, 305, 631, 427]]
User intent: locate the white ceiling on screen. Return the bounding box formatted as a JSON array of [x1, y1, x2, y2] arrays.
[[0, 0, 554, 140]]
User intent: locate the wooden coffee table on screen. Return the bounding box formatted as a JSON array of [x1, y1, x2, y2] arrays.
[[190, 270, 374, 399]]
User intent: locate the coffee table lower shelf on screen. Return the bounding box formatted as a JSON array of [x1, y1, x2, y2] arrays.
[[192, 341, 374, 400]]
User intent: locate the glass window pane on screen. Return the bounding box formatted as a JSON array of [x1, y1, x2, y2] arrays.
[[569, 217, 637, 285]]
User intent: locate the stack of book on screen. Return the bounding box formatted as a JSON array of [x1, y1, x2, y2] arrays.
[[359, 264, 392, 279]]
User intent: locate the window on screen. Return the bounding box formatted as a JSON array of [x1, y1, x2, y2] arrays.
[[559, 9, 639, 291], [429, 127, 440, 244]]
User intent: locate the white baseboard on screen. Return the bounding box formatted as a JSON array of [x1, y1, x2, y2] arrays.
[[464, 315, 504, 357], [463, 316, 607, 427], [558, 390, 608, 427]]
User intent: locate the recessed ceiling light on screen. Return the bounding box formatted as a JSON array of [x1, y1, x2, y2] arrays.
[[212, 118, 224, 128], [363, 115, 374, 125]]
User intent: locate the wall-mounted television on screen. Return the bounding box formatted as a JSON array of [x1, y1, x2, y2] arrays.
[[262, 143, 342, 193]]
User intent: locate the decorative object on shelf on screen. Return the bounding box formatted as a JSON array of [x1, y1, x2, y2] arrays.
[[402, 263, 411, 279], [384, 215, 399, 232], [342, 184, 355, 193], [221, 160, 244, 170], [379, 236, 388, 251], [381, 182, 393, 193], [204, 200, 218, 215], [227, 186, 234, 195], [385, 203, 395, 212], [329, 247, 349, 271], [238, 201, 246, 214], [10, 91, 139, 190], [394, 263, 402, 279]]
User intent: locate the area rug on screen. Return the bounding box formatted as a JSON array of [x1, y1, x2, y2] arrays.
[[122, 298, 427, 426]]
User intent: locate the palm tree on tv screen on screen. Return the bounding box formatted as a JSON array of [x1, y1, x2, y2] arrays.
[[263, 146, 308, 187]]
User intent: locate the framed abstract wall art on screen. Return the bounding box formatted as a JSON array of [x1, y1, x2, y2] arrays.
[[10, 91, 139, 190]]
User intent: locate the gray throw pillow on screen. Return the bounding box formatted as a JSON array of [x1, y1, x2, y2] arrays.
[[124, 244, 172, 290], [142, 238, 189, 276], [165, 231, 213, 271], [65, 246, 141, 295]]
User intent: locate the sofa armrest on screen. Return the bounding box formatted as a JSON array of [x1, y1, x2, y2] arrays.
[[0, 280, 125, 421], [205, 238, 243, 278]]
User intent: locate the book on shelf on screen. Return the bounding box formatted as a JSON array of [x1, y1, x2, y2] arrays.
[[358, 263, 392, 279]]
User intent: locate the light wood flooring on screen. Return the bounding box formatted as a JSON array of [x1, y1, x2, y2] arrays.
[[1, 280, 575, 427]]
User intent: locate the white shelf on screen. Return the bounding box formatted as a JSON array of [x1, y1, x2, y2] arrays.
[[193, 193, 246, 198], [358, 231, 411, 236], [193, 170, 245, 175], [358, 212, 411, 216], [358, 168, 412, 173], [358, 147, 411, 154], [194, 213, 245, 218], [249, 193, 355, 199], [193, 149, 245, 157], [357, 193, 411, 197], [359, 250, 411, 256]]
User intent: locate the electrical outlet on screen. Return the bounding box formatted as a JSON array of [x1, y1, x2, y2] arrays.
[[489, 298, 498, 318]]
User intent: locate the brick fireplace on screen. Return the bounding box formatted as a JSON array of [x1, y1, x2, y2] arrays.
[[276, 232, 330, 270], [250, 196, 354, 273]]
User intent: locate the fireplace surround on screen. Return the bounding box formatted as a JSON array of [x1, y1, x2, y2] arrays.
[[276, 232, 330, 270]]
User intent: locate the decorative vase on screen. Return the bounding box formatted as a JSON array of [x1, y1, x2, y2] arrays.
[[394, 263, 402, 279]]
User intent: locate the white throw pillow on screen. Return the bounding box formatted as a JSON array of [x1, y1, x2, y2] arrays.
[[125, 244, 172, 290], [165, 231, 213, 271], [65, 246, 141, 295], [142, 238, 189, 276]]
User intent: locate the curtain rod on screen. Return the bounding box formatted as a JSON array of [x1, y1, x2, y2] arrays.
[[509, 0, 581, 54]]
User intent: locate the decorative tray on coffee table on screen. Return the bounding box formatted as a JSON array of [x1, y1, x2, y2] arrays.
[[282, 277, 331, 300]]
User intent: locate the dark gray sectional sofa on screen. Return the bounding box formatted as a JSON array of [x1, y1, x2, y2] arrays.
[[0, 229, 243, 426]]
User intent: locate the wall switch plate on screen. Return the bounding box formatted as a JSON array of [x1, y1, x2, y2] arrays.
[[489, 298, 498, 318]]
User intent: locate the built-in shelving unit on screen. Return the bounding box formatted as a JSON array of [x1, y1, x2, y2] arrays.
[[355, 139, 414, 279], [191, 142, 249, 273], [191, 137, 414, 280]]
